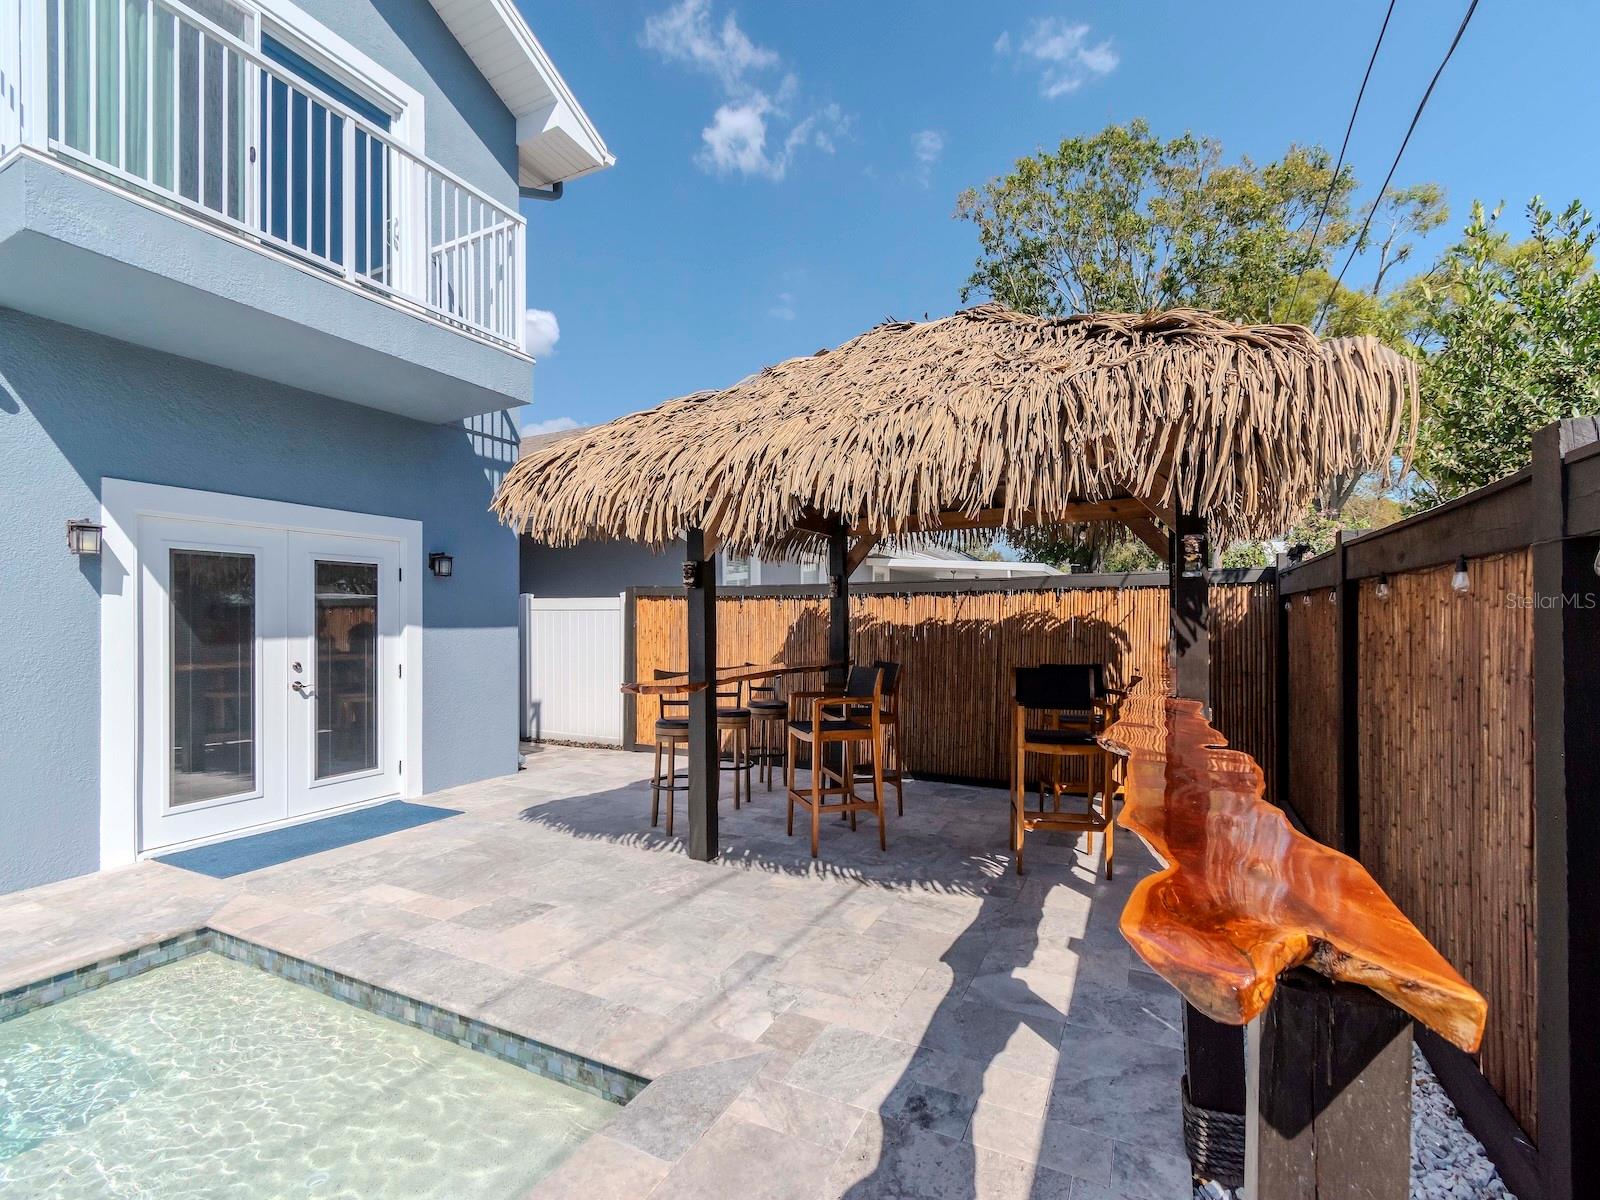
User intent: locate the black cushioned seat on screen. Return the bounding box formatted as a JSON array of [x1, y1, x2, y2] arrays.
[[1023, 727, 1097, 746], [655, 717, 689, 735], [717, 707, 751, 721], [748, 698, 788, 712]]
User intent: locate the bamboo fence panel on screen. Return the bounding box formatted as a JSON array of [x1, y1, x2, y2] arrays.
[[1356, 552, 1536, 1136], [1286, 591, 1340, 845], [633, 583, 1276, 794]]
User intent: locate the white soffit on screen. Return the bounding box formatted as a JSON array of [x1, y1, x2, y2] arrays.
[[427, 0, 614, 187]]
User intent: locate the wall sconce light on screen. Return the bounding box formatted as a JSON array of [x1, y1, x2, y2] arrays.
[[1451, 555, 1470, 594], [1375, 573, 1390, 600], [428, 552, 454, 578], [66, 519, 104, 555], [1328, 590, 1337, 605], [1593, 543, 1600, 577], [1302, 594, 1311, 606], [681, 560, 702, 588]]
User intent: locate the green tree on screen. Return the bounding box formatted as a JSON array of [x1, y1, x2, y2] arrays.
[[1410, 198, 1600, 503], [954, 119, 1431, 336]]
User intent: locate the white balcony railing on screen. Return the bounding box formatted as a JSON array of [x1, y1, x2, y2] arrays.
[[21, 0, 526, 350]]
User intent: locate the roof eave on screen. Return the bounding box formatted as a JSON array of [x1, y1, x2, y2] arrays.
[[428, 0, 614, 188]]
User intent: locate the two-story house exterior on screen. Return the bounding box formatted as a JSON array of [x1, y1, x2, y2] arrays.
[[0, 0, 611, 891]]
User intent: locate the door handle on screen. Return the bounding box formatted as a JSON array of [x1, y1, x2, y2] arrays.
[[291, 681, 315, 697]]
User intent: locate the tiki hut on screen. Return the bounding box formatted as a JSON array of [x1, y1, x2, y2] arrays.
[[494, 304, 1417, 559], [493, 303, 1417, 860]]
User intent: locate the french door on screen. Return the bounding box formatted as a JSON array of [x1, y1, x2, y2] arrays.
[[138, 517, 403, 851]]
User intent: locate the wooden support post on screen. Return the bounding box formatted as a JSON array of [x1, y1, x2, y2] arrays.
[[828, 521, 850, 688], [1533, 418, 1600, 1200], [1169, 506, 1210, 710], [684, 528, 718, 862], [1247, 969, 1413, 1199], [1335, 531, 1361, 858], [1170, 504, 1243, 1145]]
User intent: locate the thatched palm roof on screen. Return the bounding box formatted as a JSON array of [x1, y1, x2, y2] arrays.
[[494, 304, 1416, 555]]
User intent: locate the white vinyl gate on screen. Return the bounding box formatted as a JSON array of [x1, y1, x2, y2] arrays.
[[519, 595, 625, 744]]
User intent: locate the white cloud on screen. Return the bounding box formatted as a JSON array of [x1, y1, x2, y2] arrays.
[[995, 17, 1119, 98], [643, 0, 846, 182], [523, 309, 560, 358], [911, 129, 944, 187], [520, 415, 580, 437], [769, 291, 796, 320]]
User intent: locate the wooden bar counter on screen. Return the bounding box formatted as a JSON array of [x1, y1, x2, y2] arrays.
[[1103, 696, 1487, 1054]]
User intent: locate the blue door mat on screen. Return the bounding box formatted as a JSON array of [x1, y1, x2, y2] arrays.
[[155, 801, 461, 878]]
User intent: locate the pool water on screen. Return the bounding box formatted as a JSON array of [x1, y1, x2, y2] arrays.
[[0, 953, 616, 1198]]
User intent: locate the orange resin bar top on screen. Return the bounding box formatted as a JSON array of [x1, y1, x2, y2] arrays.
[[1104, 696, 1487, 1053]]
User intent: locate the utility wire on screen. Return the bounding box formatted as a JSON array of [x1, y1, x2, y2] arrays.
[[1316, 0, 1481, 325], [1287, 0, 1397, 320]]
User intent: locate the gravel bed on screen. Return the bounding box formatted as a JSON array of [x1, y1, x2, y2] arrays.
[[1193, 1046, 1515, 1200]]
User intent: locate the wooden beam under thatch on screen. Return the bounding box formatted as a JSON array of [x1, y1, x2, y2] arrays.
[[494, 304, 1417, 555]]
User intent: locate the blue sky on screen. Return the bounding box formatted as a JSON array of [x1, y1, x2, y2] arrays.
[[513, 0, 1599, 435]]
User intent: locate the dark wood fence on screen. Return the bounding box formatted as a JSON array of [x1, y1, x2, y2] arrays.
[[629, 574, 1277, 796], [1278, 419, 1600, 1200]]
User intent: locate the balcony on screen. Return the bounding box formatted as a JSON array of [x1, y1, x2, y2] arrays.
[[0, 0, 534, 420]]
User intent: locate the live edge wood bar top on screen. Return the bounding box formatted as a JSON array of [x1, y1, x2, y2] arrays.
[[622, 661, 842, 696], [1103, 695, 1488, 1054]]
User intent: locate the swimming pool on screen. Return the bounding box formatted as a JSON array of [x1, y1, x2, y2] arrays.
[[0, 946, 621, 1197]]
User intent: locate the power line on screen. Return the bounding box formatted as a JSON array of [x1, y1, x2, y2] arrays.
[[1287, 0, 1397, 318], [1317, 0, 1481, 323]]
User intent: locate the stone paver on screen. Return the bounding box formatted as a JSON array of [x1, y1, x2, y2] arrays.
[[0, 744, 1185, 1199]]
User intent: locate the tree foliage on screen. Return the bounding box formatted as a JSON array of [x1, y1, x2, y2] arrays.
[[1410, 198, 1600, 503]]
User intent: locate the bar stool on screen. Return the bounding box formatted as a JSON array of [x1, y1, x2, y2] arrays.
[[649, 670, 690, 835], [715, 678, 753, 808], [746, 671, 788, 791], [853, 660, 904, 815], [1009, 664, 1116, 877], [785, 665, 887, 858]]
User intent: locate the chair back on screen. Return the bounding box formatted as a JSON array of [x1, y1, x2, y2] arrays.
[[844, 665, 882, 701], [872, 660, 901, 702], [1013, 664, 1103, 713], [747, 663, 779, 705], [715, 676, 744, 711], [654, 669, 689, 721]]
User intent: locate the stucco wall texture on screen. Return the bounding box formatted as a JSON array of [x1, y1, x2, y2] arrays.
[[0, 310, 522, 894]]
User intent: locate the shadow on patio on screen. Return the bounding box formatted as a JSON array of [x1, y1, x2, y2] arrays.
[[517, 762, 1188, 1199]]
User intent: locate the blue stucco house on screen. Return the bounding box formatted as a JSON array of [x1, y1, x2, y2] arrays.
[[0, 0, 611, 892]]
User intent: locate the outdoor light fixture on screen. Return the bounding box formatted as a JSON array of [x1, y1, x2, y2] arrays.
[[1375, 574, 1390, 600], [1328, 590, 1337, 605], [1451, 555, 1470, 594], [66, 519, 103, 555], [1593, 543, 1600, 576], [428, 552, 454, 578], [1302, 594, 1311, 606]]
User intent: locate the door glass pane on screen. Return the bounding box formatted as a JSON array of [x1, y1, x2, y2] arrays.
[[315, 561, 378, 779], [170, 550, 255, 806]]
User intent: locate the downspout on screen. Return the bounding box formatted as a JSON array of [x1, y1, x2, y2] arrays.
[[520, 181, 564, 202]]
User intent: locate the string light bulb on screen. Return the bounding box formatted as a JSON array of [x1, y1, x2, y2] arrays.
[[1375, 574, 1390, 600], [1451, 555, 1470, 594]]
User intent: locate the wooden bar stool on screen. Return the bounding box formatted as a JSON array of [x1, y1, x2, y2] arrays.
[[746, 671, 788, 791], [785, 665, 887, 858], [1009, 664, 1117, 877], [649, 669, 690, 835], [715, 677, 753, 808]]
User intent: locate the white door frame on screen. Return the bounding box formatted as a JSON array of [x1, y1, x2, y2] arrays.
[[100, 479, 423, 868]]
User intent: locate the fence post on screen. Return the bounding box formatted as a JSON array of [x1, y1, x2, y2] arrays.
[[1335, 530, 1361, 858], [1533, 418, 1600, 1200], [621, 588, 638, 751], [1273, 556, 1291, 812]]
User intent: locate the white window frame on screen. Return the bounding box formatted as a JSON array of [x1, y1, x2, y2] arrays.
[[249, 0, 424, 148], [99, 479, 424, 869]]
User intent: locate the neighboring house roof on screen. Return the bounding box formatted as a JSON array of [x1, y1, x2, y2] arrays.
[[426, 0, 614, 187], [518, 426, 589, 456]]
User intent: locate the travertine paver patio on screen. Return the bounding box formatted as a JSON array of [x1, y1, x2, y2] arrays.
[[0, 746, 1189, 1199]]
